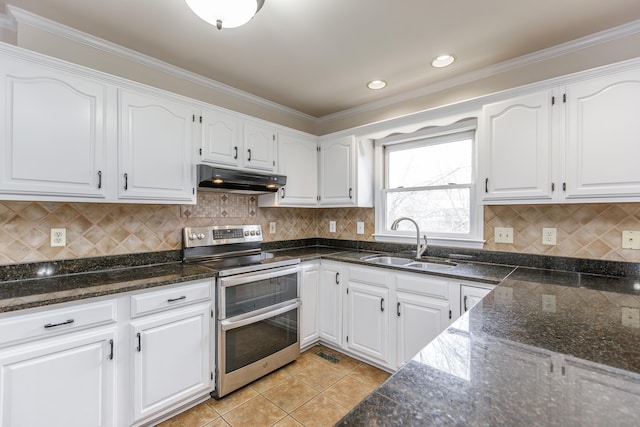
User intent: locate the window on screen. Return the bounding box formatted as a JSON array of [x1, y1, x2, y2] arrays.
[[377, 125, 482, 246]]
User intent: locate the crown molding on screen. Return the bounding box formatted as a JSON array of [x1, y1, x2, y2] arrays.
[[0, 9, 16, 31], [4, 5, 640, 131], [5, 5, 315, 123], [317, 19, 640, 125]]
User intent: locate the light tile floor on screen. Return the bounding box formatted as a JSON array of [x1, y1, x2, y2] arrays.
[[157, 345, 391, 427]]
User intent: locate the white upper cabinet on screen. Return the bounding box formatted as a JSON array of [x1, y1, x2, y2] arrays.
[[480, 90, 554, 202], [243, 120, 277, 172], [258, 131, 318, 207], [565, 69, 640, 199], [318, 135, 373, 207], [200, 108, 243, 168], [118, 89, 196, 203], [481, 66, 640, 204], [0, 54, 110, 199], [199, 111, 277, 173]]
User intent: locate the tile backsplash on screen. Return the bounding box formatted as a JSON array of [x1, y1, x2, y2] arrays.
[[0, 193, 375, 265], [3, 193, 640, 265], [484, 203, 640, 262]]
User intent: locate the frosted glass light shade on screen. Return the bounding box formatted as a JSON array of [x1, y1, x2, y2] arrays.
[[185, 0, 262, 29]]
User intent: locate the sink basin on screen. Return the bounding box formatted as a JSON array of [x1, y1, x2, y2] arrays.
[[361, 255, 413, 266], [406, 261, 456, 270]]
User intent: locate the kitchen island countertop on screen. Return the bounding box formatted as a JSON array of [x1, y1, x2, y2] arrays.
[[337, 266, 640, 426]]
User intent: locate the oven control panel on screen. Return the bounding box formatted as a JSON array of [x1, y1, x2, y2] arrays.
[[183, 225, 262, 248]]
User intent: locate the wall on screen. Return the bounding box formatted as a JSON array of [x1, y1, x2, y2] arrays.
[[4, 192, 640, 265], [484, 203, 640, 262], [0, 193, 375, 265]]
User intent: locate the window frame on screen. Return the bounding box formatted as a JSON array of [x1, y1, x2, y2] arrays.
[[374, 121, 484, 248]]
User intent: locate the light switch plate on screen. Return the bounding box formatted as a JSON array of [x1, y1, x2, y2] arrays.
[[494, 227, 514, 244], [622, 307, 640, 328], [622, 231, 640, 250], [356, 222, 365, 235], [542, 294, 556, 313], [269, 222, 276, 234], [329, 221, 336, 233]]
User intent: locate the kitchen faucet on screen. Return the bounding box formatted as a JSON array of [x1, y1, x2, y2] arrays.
[[390, 217, 428, 260]]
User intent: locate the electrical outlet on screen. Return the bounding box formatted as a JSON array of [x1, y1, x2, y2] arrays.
[[269, 222, 276, 234], [494, 227, 513, 244], [494, 286, 513, 305], [329, 221, 336, 233], [622, 231, 640, 250], [542, 228, 557, 246], [51, 228, 66, 247], [356, 222, 365, 235]]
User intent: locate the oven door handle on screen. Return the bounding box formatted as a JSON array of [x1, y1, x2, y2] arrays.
[[221, 301, 300, 331], [218, 265, 302, 288]]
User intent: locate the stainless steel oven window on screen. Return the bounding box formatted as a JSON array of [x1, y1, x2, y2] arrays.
[[218, 267, 300, 318], [221, 306, 298, 373]]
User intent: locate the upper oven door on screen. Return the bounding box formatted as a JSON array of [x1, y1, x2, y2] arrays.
[[217, 265, 301, 319]]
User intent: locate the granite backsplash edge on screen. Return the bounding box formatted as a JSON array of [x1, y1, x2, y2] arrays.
[[1, 238, 639, 283]]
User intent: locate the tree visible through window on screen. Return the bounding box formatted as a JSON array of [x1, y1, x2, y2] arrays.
[[384, 130, 475, 237]]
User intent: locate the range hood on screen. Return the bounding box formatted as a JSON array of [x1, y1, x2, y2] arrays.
[[197, 165, 286, 194]]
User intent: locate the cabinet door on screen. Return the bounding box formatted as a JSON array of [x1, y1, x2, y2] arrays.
[[460, 284, 493, 314], [319, 263, 343, 346], [319, 135, 356, 206], [243, 121, 277, 172], [396, 291, 449, 368], [0, 328, 116, 427], [564, 359, 640, 426], [130, 303, 210, 424], [276, 132, 318, 206], [200, 108, 243, 167], [565, 69, 640, 199], [481, 91, 553, 202], [346, 280, 389, 364], [300, 263, 320, 348], [119, 89, 195, 202], [0, 56, 108, 198]]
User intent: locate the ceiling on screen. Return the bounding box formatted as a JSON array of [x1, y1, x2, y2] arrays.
[[3, 0, 640, 118]]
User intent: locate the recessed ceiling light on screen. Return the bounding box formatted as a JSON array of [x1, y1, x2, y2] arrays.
[[431, 54, 456, 68], [367, 80, 387, 90]]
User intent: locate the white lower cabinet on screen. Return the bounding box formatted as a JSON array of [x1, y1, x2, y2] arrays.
[[460, 283, 495, 314], [345, 279, 390, 366], [395, 291, 450, 369], [394, 271, 451, 369], [129, 301, 211, 426], [318, 261, 344, 346], [0, 304, 117, 427], [300, 262, 320, 349]]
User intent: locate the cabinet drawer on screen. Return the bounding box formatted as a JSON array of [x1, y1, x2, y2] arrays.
[[0, 300, 117, 347], [348, 265, 389, 286], [130, 280, 211, 318], [395, 272, 449, 299]]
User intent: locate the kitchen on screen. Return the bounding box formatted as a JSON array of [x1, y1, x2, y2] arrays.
[[1, 1, 640, 426]]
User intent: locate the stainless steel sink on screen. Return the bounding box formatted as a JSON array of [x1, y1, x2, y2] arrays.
[[361, 255, 413, 266], [405, 260, 456, 270]]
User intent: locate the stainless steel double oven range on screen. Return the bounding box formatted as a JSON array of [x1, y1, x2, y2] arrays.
[[182, 225, 301, 398]]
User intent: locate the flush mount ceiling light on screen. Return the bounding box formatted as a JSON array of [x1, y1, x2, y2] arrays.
[[185, 0, 265, 30], [431, 54, 456, 68], [367, 80, 387, 90]]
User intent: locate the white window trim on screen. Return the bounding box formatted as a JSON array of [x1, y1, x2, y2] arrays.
[[373, 119, 485, 249]]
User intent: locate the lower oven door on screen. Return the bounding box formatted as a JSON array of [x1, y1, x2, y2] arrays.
[[217, 300, 300, 397]]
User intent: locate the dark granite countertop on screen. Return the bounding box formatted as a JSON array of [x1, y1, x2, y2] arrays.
[[0, 262, 216, 313], [337, 267, 640, 426]]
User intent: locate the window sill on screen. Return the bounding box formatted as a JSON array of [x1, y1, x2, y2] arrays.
[[373, 233, 485, 249]]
